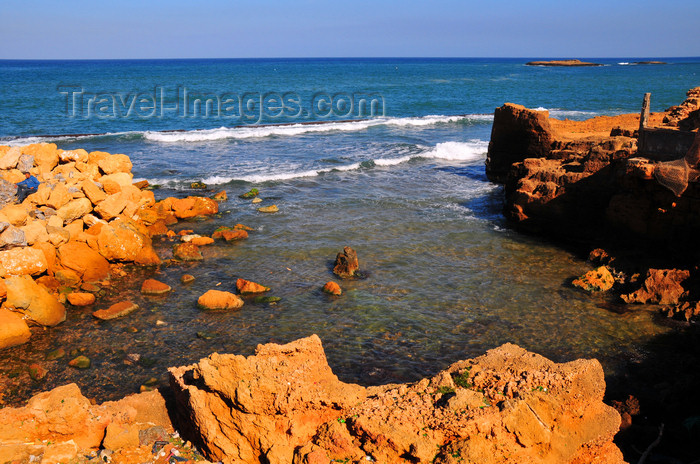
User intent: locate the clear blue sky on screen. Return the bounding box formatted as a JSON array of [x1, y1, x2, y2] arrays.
[[1, 0, 698, 59]]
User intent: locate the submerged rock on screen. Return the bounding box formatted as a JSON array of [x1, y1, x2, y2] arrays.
[[68, 355, 91, 369], [239, 188, 259, 199], [169, 335, 623, 464], [181, 274, 195, 284], [257, 204, 278, 213], [173, 242, 203, 261], [333, 246, 359, 278], [93, 301, 139, 320], [66, 292, 96, 306]]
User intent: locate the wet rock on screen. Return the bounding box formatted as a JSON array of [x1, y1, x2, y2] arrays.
[[173, 242, 203, 261], [171, 196, 219, 219], [45, 348, 66, 360], [181, 274, 195, 284], [67, 292, 96, 306], [333, 246, 359, 278], [68, 355, 91, 369], [239, 188, 259, 199], [190, 236, 214, 246], [93, 301, 139, 320], [197, 290, 244, 310], [141, 278, 172, 295], [253, 295, 281, 304], [236, 278, 270, 294], [55, 268, 81, 287], [322, 281, 342, 296], [621, 268, 690, 304], [212, 190, 227, 201], [57, 241, 110, 282], [28, 363, 48, 381], [190, 181, 207, 189], [257, 204, 278, 213], [196, 331, 217, 340], [665, 300, 700, 321], [222, 229, 248, 241], [572, 266, 615, 292], [5, 275, 66, 326], [0, 307, 31, 349], [252, 197, 262, 204]]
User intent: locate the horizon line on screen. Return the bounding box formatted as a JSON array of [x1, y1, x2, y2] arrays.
[[1, 56, 699, 62]]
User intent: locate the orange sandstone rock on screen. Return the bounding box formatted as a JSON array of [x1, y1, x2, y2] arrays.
[[173, 242, 203, 261], [0, 307, 31, 349], [66, 292, 96, 306], [141, 278, 172, 295], [57, 241, 111, 282], [4, 275, 66, 327], [197, 289, 244, 310], [93, 301, 139, 320], [222, 229, 248, 241], [322, 281, 342, 296], [236, 278, 270, 294], [190, 236, 215, 246], [572, 266, 615, 292]]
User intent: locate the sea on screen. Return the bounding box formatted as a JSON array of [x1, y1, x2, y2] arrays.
[[0, 57, 699, 403]]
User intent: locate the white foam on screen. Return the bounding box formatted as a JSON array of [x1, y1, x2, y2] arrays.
[[533, 107, 599, 119], [420, 140, 489, 161], [142, 114, 490, 143], [618, 62, 631, 65]]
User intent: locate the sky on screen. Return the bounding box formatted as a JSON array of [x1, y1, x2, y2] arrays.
[[0, 0, 698, 59]]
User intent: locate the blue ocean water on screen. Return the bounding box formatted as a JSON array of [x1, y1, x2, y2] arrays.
[[1, 58, 699, 402]]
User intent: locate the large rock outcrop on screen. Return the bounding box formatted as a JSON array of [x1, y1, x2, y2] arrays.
[[170, 335, 623, 464], [486, 104, 554, 183]]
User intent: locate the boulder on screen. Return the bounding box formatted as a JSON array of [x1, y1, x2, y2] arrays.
[[486, 103, 554, 183], [94, 217, 160, 265], [236, 278, 270, 294], [572, 266, 615, 292], [16, 154, 34, 173], [0, 246, 48, 277], [169, 337, 622, 464], [197, 290, 243, 310], [141, 278, 172, 295], [93, 301, 139, 320], [20, 220, 49, 245], [0, 146, 21, 169], [67, 292, 96, 306], [4, 275, 66, 326], [333, 246, 359, 278], [81, 180, 107, 205], [172, 196, 219, 219], [0, 178, 17, 209], [1, 203, 29, 226], [0, 307, 31, 349], [98, 154, 132, 175], [173, 242, 203, 261], [95, 192, 127, 220], [322, 281, 342, 296], [99, 172, 133, 191], [57, 198, 93, 222], [47, 183, 72, 210], [622, 268, 690, 305], [222, 230, 248, 241], [58, 241, 111, 282], [0, 225, 26, 248], [23, 143, 59, 172], [58, 148, 89, 163]]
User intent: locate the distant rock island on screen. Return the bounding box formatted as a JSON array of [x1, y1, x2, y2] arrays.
[[634, 61, 667, 65], [526, 59, 602, 67]]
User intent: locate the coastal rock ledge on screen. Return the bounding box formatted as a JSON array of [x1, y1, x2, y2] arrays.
[[169, 335, 623, 464]]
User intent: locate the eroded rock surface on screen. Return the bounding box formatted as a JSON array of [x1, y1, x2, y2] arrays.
[[169, 335, 623, 464]]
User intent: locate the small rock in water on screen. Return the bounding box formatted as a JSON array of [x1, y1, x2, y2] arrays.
[[173, 243, 203, 261], [212, 190, 227, 201], [81, 282, 101, 293], [45, 347, 66, 361], [198, 290, 244, 310], [156, 320, 167, 326], [252, 197, 262, 204], [28, 363, 48, 381], [68, 355, 91, 369], [572, 266, 614, 292], [333, 246, 360, 279], [239, 188, 259, 199], [234, 223, 254, 231], [222, 230, 248, 241], [237, 278, 270, 294], [196, 331, 217, 340], [141, 278, 172, 295], [93, 301, 139, 320], [190, 236, 215, 246], [257, 204, 278, 213], [190, 181, 207, 189], [126, 353, 141, 363], [323, 281, 342, 296], [66, 292, 96, 306], [253, 295, 281, 304], [181, 274, 195, 284]]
